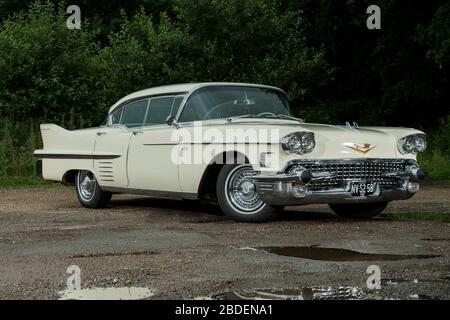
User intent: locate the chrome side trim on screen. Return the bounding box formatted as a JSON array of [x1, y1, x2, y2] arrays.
[[143, 141, 281, 146], [101, 186, 198, 200], [34, 153, 121, 160]]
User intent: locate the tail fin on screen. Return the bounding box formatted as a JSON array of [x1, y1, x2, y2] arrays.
[[39, 124, 69, 149]]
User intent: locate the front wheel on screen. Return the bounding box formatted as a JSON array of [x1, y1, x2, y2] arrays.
[[329, 202, 388, 219], [216, 164, 278, 222], [75, 170, 112, 208]]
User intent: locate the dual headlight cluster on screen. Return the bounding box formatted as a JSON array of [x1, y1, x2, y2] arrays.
[[280, 132, 315, 154], [398, 134, 427, 154]]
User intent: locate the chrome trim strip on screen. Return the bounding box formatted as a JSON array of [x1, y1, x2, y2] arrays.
[[142, 141, 280, 146], [34, 153, 121, 160], [101, 186, 197, 200], [142, 142, 178, 146]]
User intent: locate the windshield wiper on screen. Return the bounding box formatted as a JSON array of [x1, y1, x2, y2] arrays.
[[226, 113, 304, 123], [226, 114, 255, 122], [276, 114, 305, 123]]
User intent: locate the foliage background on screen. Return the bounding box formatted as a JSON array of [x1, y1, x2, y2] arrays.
[[0, 0, 449, 184]]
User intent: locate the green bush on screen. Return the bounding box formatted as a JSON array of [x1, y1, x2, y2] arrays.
[[0, 117, 41, 179], [419, 115, 450, 180]]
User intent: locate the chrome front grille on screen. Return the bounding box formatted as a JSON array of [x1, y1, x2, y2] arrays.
[[286, 159, 410, 191]]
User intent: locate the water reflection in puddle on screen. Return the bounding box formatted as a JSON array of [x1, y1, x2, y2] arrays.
[[213, 287, 364, 300], [258, 246, 440, 261], [57, 287, 155, 300]]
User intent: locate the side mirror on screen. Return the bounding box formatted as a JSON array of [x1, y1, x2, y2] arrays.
[[107, 114, 113, 126], [166, 115, 177, 126]]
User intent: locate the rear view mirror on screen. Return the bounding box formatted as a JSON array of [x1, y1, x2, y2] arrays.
[[233, 99, 255, 105], [166, 115, 177, 126]]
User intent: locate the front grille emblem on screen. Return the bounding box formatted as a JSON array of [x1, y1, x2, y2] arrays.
[[345, 143, 376, 154]]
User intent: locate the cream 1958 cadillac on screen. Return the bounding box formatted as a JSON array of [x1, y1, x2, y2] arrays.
[[34, 82, 427, 222]]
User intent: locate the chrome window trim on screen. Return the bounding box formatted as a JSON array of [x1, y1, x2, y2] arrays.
[[141, 94, 186, 129], [108, 92, 188, 115]]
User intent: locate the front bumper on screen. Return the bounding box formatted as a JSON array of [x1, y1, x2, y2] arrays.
[[254, 159, 424, 206]]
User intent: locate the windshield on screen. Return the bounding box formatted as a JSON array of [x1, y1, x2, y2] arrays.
[[178, 86, 291, 122]]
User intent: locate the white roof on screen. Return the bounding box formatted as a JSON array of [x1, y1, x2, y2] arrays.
[[108, 82, 284, 113]]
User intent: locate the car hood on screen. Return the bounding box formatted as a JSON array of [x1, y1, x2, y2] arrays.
[[294, 123, 422, 158], [194, 119, 424, 159]]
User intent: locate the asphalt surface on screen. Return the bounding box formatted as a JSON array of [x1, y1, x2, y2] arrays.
[[0, 185, 449, 300]]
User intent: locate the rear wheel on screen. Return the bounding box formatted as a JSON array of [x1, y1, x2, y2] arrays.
[[75, 170, 112, 208], [329, 202, 388, 219], [216, 164, 278, 222]]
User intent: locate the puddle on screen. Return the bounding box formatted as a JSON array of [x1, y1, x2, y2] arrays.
[[57, 287, 155, 300], [213, 287, 364, 300], [258, 246, 440, 261]]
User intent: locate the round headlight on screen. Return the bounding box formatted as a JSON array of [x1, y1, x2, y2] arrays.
[[287, 135, 302, 152], [414, 135, 427, 152], [301, 133, 315, 154], [281, 132, 315, 154], [399, 134, 427, 154], [403, 135, 416, 153]]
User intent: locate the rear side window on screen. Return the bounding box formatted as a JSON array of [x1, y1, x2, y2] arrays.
[[120, 100, 149, 128], [145, 97, 175, 125]]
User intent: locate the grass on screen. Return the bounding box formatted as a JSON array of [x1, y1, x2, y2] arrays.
[[381, 212, 450, 223], [0, 176, 62, 189]]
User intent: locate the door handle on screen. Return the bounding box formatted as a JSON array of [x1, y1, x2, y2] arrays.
[[97, 131, 107, 136], [133, 130, 143, 135]]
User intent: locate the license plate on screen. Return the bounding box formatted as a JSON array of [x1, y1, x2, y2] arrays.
[[350, 181, 377, 197]]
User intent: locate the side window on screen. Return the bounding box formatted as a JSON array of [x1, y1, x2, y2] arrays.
[[120, 100, 149, 128], [145, 97, 175, 125], [171, 96, 184, 117], [111, 107, 123, 124]]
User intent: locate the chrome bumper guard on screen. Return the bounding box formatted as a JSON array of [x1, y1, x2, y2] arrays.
[[253, 159, 425, 206]]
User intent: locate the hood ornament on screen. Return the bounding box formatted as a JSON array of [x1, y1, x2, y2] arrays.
[[345, 121, 359, 129], [345, 143, 376, 154]]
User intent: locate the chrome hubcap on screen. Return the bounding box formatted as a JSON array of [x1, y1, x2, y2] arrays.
[[78, 171, 96, 201], [226, 165, 264, 213]]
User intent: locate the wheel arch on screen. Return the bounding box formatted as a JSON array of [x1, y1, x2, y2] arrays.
[[62, 169, 79, 186], [197, 151, 251, 202]]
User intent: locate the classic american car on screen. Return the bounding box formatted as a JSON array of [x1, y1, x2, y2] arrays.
[[34, 82, 427, 222]]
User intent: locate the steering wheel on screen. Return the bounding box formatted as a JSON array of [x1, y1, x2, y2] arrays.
[[203, 101, 231, 120]]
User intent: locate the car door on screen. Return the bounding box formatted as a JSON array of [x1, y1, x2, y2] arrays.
[[93, 99, 148, 187], [127, 95, 184, 192]]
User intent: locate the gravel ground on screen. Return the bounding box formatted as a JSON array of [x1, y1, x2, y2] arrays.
[[0, 184, 449, 300]]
